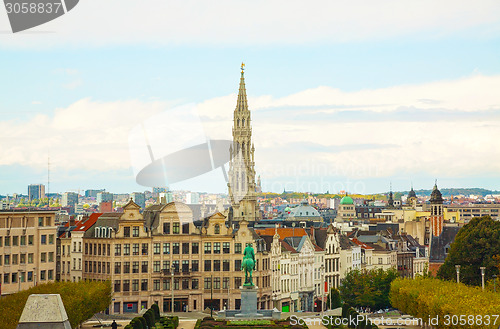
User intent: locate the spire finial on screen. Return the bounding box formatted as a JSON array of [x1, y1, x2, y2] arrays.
[[241, 62, 245, 73]]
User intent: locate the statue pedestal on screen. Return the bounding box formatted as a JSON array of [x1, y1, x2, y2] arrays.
[[236, 286, 262, 317]]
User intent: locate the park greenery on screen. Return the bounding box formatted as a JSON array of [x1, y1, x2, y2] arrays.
[[437, 216, 500, 285], [125, 305, 178, 329], [325, 287, 342, 309], [390, 277, 500, 329], [0, 280, 111, 329], [194, 316, 308, 329], [339, 268, 399, 310]]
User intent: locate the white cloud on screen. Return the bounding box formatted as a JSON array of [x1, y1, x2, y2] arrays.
[[1, 0, 500, 48], [2, 74, 500, 187]]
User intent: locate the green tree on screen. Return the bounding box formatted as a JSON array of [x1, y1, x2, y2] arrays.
[[326, 287, 341, 309], [339, 268, 399, 310], [437, 216, 500, 286]]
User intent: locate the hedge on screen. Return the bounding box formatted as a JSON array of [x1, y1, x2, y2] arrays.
[[390, 277, 500, 329], [0, 280, 111, 329]]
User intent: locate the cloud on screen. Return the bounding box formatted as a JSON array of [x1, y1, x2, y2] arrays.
[[1, 0, 500, 48], [2, 74, 500, 190]]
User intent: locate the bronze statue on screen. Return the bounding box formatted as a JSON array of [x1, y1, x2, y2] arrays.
[[241, 243, 255, 286]]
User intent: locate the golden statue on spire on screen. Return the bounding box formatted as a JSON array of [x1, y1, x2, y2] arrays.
[[241, 62, 245, 72]]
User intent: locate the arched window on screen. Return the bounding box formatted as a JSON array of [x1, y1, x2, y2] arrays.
[[242, 119, 245, 126], [214, 224, 220, 234], [237, 119, 240, 127]]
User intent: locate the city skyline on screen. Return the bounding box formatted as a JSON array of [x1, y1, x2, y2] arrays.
[[1, 1, 500, 195]]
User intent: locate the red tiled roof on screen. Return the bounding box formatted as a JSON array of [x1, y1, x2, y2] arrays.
[[73, 213, 102, 232], [280, 240, 298, 253], [351, 238, 374, 250]]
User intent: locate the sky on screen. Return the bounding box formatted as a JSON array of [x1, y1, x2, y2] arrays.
[[1, 0, 500, 196]]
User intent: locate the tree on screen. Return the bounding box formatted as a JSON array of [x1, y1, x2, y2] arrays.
[[437, 216, 500, 286], [326, 287, 341, 309], [339, 268, 399, 310]]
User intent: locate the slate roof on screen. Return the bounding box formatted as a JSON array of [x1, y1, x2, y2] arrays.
[[84, 212, 121, 238], [429, 226, 460, 263]]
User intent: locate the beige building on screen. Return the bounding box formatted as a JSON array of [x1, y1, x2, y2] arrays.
[[0, 210, 57, 295], [82, 200, 271, 314]]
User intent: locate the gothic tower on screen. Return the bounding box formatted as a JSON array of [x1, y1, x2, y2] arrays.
[[228, 63, 257, 221], [430, 181, 444, 236]]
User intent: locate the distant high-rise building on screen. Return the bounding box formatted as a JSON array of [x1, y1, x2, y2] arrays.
[[61, 192, 79, 208], [131, 192, 146, 209], [97, 192, 113, 204], [159, 192, 174, 204], [186, 192, 200, 204], [28, 184, 45, 201], [99, 201, 113, 213], [227, 64, 257, 221], [85, 189, 105, 198]]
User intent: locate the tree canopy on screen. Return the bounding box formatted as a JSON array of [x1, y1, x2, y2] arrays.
[[339, 267, 399, 310], [437, 216, 500, 286]]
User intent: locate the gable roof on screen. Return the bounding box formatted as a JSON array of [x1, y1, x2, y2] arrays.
[[73, 213, 102, 232], [255, 227, 307, 239]]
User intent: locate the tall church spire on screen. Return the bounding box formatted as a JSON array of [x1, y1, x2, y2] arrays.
[[228, 63, 257, 222]]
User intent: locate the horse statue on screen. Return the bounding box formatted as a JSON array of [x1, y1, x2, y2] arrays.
[[241, 243, 256, 286]]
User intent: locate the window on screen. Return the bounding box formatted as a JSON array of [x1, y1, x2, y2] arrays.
[[41, 235, 47, 244], [27, 271, 33, 282], [123, 280, 130, 292], [0, 236, 2, 247], [192, 260, 199, 272], [41, 253, 46, 262], [19, 235, 26, 246], [235, 260, 241, 271], [235, 277, 242, 288], [163, 243, 170, 254], [182, 243, 189, 254], [214, 224, 220, 234], [114, 280, 121, 292], [204, 260, 211, 271], [204, 242, 211, 254], [115, 262, 121, 274], [153, 280, 160, 291], [142, 243, 148, 255], [182, 260, 189, 272], [192, 279, 199, 289], [5, 236, 10, 246], [172, 243, 179, 254], [40, 270, 46, 280], [182, 278, 189, 289], [123, 227, 130, 237], [28, 235, 33, 245], [173, 222, 180, 234], [172, 260, 179, 272], [235, 243, 242, 254], [5, 254, 10, 265], [214, 260, 221, 271], [20, 253, 26, 264], [163, 261, 170, 271], [132, 279, 139, 291], [48, 252, 54, 262], [132, 226, 140, 237], [12, 254, 18, 265], [174, 278, 179, 290], [48, 234, 54, 244], [163, 279, 170, 290], [214, 277, 221, 289], [182, 223, 189, 234], [124, 262, 130, 274], [132, 261, 139, 273], [142, 261, 148, 273], [12, 272, 18, 283], [13, 236, 18, 246], [192, 243, 199, 254], [223, 260, 230, 271], [204, 277, 212, 289], [132, 244, 139, 255], [124, 244, 130, 255], [48, 270, 53, 280], [214, 242, 221, 254], [153, 261, 160, 272], [38, 217, 44, 227], [223, 242, 230, 254], [223, 277, 229, 289], [141, 279, 148, 291], [115, 244, 121, 256], [4, 273, 9, 284], [153, 243, 160, 254], [163, 222, 170, 234]]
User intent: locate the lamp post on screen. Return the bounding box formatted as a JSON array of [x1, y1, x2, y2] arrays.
[[480, 267, 486, 291], [455, 265, 461, 284], [210, 275, 213, 318], [493, 275, 497, 293], [171, 266, 174, 315]]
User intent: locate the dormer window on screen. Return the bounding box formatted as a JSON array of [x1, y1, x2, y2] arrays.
[[214, 224, 220, 234], [173, 223, 180, 234]]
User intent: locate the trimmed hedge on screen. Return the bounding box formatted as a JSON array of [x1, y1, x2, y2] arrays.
[[390, 277, 500, 329], [0, 280, 111, 329]]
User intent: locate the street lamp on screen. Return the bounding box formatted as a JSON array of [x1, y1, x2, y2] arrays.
[[480, 267, 486, 291], [493, 275, 497, 293], [171, 266, 175, 315], [455, 265, 461, 284], [320, 264, 324, 318]]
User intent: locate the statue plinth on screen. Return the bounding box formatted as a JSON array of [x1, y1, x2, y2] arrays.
[[235, 286, 262, 318]]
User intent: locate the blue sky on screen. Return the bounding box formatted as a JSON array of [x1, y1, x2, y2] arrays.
[[1, 0, 500, 195]]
